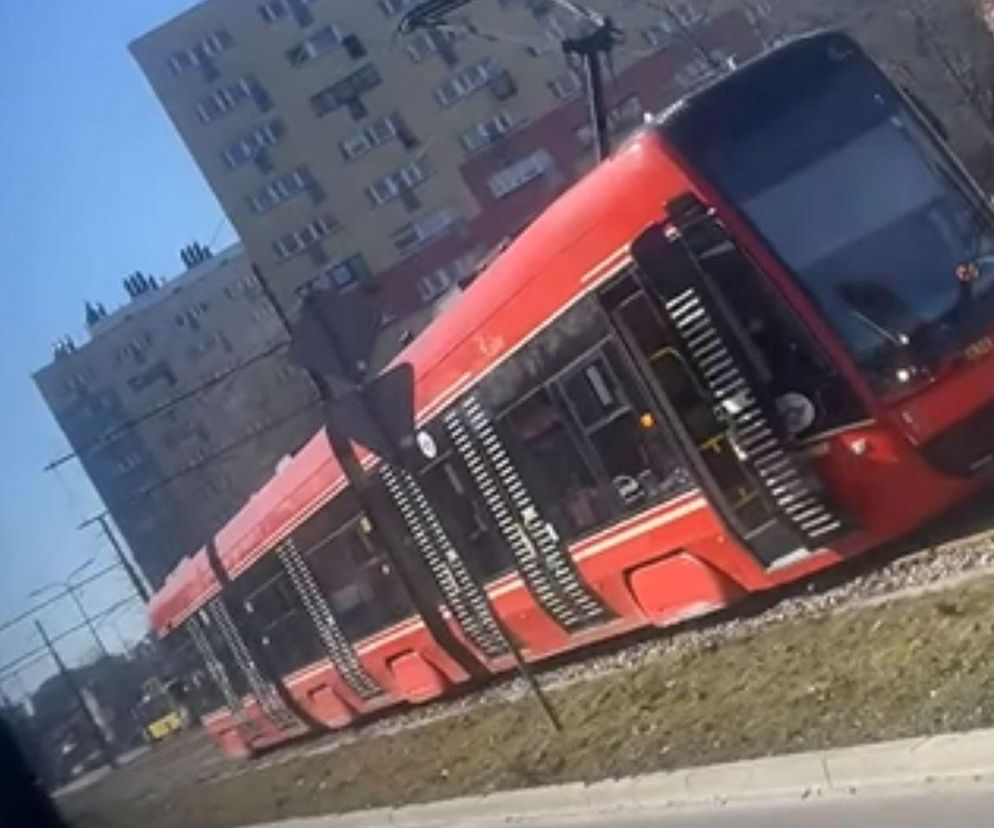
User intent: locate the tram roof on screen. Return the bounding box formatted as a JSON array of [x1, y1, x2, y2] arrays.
[[148, 548, 220, 637]]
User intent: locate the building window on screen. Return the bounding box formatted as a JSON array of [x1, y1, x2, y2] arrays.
[[247, 167, 322, 213], [287, 24, 347, 66], [642, 21, 675, 48], [460, 111, 517, 153], [674, 56, 714, 89], [670, 2, 706, 26], [488, 149, 555, 199], [339, 112, 417, 160], [196, 75, 270, 124], [365, 157, 433, 207], [272, 215, 338, 260], [259, 1, 288, 22], [259, 0, 318, 23], [310, 64, 383, 119], [575, 96, 644, 148], [405, 28, 460, 63], [340, 113, 395, 160], [168, 29, 235, 74], [378, 0, 417, 16], [416, 250, 480, 303], [391, 208, 459, 255], [433, 59, 500, 107], [221, 118, 286, 168], [548, 70, 583, 101], [417, 269, 453, 304], [328, 254, 371, 290]]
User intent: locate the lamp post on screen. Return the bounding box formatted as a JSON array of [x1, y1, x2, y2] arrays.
[[30, 558, 110, 660]]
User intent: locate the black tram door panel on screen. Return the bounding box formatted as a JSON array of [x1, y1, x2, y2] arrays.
[[410, 395, 612, 635], [609, 289, 774, 533], [619, 207, 850, 565], [417, 449, 516, 585]]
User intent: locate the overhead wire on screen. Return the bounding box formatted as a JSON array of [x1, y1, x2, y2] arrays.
[[44, 339, 296, 471], [0, 595, 142, 683]]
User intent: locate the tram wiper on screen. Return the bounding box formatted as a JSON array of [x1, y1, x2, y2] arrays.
[[844, 305, 910, 348], [836, 280, 914, 349]]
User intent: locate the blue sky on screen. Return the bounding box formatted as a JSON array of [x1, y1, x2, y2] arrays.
[[0, 0, 233, 698]]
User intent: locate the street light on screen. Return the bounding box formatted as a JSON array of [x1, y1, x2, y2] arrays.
[[30, 558, 111, 660]]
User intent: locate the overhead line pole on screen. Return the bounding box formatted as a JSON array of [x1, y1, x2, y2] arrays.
[[78, 514, 151, 603], [34, 620, 116, 770]]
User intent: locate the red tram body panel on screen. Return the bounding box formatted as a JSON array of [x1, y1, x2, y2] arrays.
[[150, 34, 994, 757]]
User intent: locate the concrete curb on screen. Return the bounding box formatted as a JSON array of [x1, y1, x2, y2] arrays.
[[248, 727, 994, 827]]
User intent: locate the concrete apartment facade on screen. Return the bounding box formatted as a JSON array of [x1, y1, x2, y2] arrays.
[[130, 0, 773, 343], [79, 0, 992, 582], [33, 246, 320, 586], [130, 0, 994, 346]]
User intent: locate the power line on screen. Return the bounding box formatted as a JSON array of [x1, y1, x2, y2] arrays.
[[103, 397, 321, 511], [0, 595, 141, 683], [44, 340, 294, 471], [0, 564, 121, 637]]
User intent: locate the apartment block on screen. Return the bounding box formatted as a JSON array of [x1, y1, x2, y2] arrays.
[[130, 0, 772, 353], [132, 1, 994, 354], [33, 246, 321, 586]]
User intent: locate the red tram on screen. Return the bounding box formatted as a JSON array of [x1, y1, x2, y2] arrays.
[[150, 33, 994, 757]]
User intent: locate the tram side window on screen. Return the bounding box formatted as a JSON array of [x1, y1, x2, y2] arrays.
[[418, 442, 516, 582], [303, 510, 413, 643], [242, 564, 325, 678], [161, 625, 225, 717], [564, 343, 692, 507], [498, 340, 692, 542], [499, 388, 608, 538]]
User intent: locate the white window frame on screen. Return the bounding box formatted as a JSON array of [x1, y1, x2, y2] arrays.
[[378, 0, 415, 17], [392, 208, 458, 254], [259, 1, 287, 23], [460, 111, 516, 153], [366, 157, 432, 207], [289, 25, 346, 66], [488, 149, 555, 199], [549, 70, 583, 101], [406, 31, 435, 62], [273, 216, 336, 260], [249, 167, 311, 214], [196, 76, 254, 124], [340, 114, 398, 161], [222, 118, 284, 168], [433, 59, 498, 107]]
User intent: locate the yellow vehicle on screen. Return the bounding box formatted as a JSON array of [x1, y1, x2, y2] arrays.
[[134, 679, 186, 743]]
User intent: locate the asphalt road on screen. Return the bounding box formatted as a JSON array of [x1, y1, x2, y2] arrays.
[[498, 782, 994, 828]]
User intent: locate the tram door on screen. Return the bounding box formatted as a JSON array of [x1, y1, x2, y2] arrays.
[[190, 599, 303, 745], [609, 209, 848, 566]]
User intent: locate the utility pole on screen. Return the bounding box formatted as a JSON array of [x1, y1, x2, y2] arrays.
[[34, 620, 116, 769], [562, 18, 623, 162], [65, 586, 110, 661], [400, 0, 619, 163], [78, 513, 151, 603]]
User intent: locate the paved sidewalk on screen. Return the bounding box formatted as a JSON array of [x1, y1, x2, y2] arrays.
[[249, 727, 994, 828]]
